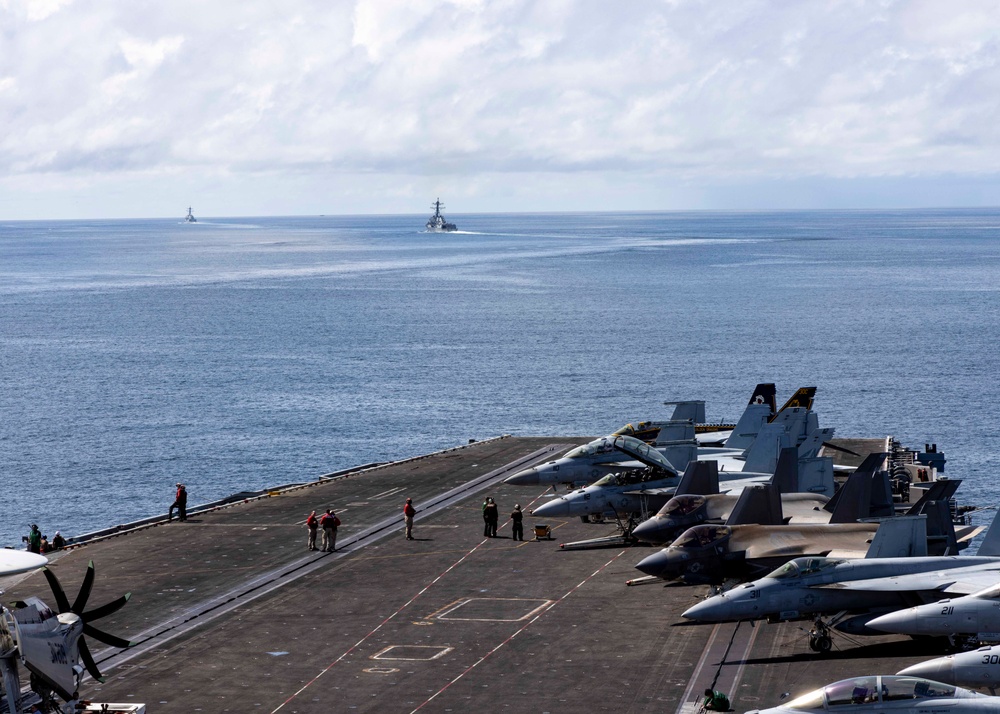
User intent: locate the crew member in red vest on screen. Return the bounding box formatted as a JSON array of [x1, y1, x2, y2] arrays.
[[403, 498, 416, 540]]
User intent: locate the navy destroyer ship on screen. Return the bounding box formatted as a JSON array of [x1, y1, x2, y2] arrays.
[[185, 207, 197, 223], [425, 199, 457, 232]]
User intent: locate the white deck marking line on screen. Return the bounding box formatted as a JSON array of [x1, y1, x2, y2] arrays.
[[409, 550, 628, 713], [269, 528, 501, 712], [676, 622, 725, 714]]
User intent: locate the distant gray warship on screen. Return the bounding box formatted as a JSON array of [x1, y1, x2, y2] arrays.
[[425, 199, 457, 232], [185, 207, 197, 223]]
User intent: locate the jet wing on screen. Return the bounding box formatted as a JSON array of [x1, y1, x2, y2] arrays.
[[820, 565, 1000, 596], [741, 526, 876, 560]]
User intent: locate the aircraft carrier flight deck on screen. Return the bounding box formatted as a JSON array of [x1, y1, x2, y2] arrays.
[[1, 436, 960, 713]]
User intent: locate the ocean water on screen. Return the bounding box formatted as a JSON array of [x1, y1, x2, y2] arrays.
[[2, 209, 999, 548]]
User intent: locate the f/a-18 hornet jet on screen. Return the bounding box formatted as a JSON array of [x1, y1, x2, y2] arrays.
[[613, 384, 814, 447], [529, 421, 835, 520], [899, 643, 1000, 694], [745, 675, 997, 714], [504, 385, 818, 488], [681, 490, 992, 652]]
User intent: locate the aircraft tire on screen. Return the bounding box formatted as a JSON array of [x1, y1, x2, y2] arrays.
[[809, 635, 833, 654]]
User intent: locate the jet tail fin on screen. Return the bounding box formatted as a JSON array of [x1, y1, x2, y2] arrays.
[[721, 383, 776, 449], [769, 447, 799, 493], [741, 423, 790, 474], [674, 460, 720, 496], [659, 442, 699, 472], [916, 500, 959, 555], [725, 483, 783, 526], [797, 426, 835, 460], [651, 420, 696, 445], [865, 516, 928, 558], [905, 479, 961, 515], [977, 513, 1000, 557], [664, 401, 706, 424], [796, 456, 835, 497], [868, 469, 895, 518], [770, 387, 816, 421], [825, 452, 886, 522]]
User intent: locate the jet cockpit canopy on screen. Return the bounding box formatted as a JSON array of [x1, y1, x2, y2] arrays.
[[564, 438, 615, 459], [663, 495, 706, 517], [612, 435, 677, 472], [768, 557, 847, 580], [673, 525, 731, 550], [783, 676, 959, 710]]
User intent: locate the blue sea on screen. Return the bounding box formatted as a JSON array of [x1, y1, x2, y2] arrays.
[[2, 209, 999, 548]]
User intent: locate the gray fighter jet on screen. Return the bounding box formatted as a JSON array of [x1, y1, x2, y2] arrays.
[[528, 423, 835, 520], [504, 387, 819, 488], [868, 574, 1000, 641], [681, 501, 994, 652], [613, 384, 815, 447], [899, 646, 1000, 693], [746, 675, 997, 714]]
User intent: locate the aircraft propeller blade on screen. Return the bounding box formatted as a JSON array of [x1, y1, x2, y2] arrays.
[[42, 568, 72, 613], [82, 593, 131, 622], [78, 638, 105, 683], [822, 441, 861, 457], [71, 561, 96, 614], [83, 623, 133, 650]]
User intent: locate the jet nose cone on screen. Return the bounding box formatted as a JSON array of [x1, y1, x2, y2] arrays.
[[634, 550, 673, 578], [867, 608, 920, 635], [632, 517, 670, 545], [897, 655, 955, 685], [504, 468, 540, 486], [682, 597, 730, 622], [531, 499, 568, 518]]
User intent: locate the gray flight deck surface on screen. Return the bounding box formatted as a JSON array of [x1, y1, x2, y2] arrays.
[[5, 436, 948, 713]]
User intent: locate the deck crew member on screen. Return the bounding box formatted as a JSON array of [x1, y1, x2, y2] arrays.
[[23, 524, 41, 554], [169, 483, 188, 522], [483, 497, 499, 537], [703, 689, 730, 712], [403, 498, 416, 540], [321, 509, 339, 552], [510, 504, 524, 541], [306, 511, 318, 551]]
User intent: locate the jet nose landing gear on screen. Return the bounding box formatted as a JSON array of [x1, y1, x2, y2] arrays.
[[808, 617, 833, 653]]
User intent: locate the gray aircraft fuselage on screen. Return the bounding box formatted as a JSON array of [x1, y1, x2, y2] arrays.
[[682, 556, 1000, 625]]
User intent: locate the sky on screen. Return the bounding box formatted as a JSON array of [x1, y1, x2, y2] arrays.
[[1, 0, 999, 219]]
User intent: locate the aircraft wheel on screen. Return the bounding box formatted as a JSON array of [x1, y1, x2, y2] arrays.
[[814, 635, 832, 653]]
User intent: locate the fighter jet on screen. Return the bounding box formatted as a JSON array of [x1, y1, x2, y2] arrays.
[[528, 434, 682, 520], [632, 490, 903, 586], [628, 449, 883, 545], [868, 577, 1000, 641], [528, 423, 836, 521], [504, 386, 817, 488], [745, 675, 996, 714], [898, 646, 1000, 693], [681, 500, 994, 652], [612, 383, 793, 447]]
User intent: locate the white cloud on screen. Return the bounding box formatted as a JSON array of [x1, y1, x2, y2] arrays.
[[0, 0, 999, 217]]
